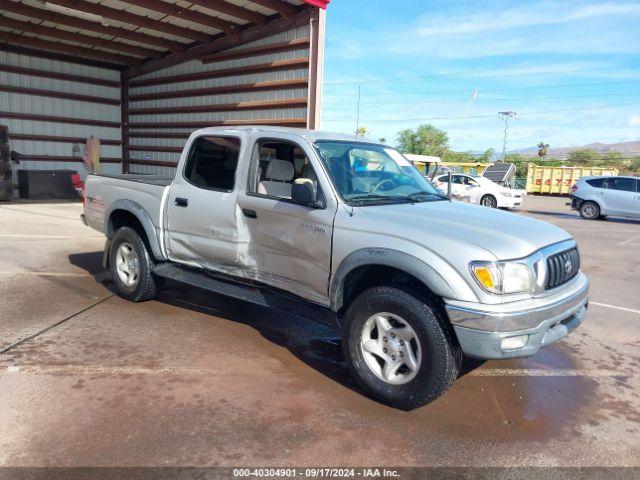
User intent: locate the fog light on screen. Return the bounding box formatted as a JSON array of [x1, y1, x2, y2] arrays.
[[501, 335, 528, 350]]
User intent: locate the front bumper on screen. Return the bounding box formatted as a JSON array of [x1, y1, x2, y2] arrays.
[[444, 274, 589, 359], [497, 196, 523, 208]]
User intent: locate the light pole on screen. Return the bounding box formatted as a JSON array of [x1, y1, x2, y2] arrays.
[[498, 111, 516, 161]]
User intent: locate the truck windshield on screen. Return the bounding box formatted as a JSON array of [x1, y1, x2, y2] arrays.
[[314, 141, 444, 205]]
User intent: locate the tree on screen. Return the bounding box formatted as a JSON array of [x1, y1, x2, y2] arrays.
[[396, 124, 449, 157], [628, 156, 640, 175], [355, 126, 368, 137], [567, 149, 600, 166], [537, 142, 549, 160]]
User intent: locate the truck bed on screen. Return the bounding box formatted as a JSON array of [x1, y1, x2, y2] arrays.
[[84, 173, 171, 235]]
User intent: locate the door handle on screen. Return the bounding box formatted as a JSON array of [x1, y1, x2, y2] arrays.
[[174, 197, 189, 207], [242, 208, 257, 218]]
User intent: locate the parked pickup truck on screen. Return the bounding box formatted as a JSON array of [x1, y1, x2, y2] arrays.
[[82, 127, 589, 410]]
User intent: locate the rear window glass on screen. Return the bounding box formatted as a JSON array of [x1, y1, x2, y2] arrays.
[[586, 178, 605, 188], [183, 136, 240, 191]]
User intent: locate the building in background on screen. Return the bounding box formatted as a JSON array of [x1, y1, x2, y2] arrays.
[[0, 0, 329, 181]]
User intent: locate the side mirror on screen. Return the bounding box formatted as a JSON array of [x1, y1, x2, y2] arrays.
[[291, 178, 318, 207]]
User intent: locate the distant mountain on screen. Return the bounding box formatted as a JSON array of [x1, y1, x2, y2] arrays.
[[510, 141, 640, 158]]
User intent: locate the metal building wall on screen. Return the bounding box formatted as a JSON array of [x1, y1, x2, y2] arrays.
[[0, 51, 122, 179], [126, 23, 311, 175]]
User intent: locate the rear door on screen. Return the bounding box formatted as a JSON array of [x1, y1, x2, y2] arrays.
[[236, 134, 337, 305], [165, 135, 243, 272], [602, 177, 637, 216]]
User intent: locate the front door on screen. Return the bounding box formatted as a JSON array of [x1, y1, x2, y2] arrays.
[[165, 135, 243, 272], [236, 135, 337, 305]]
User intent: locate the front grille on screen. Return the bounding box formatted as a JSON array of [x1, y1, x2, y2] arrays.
[[545, 248, 580, 289]]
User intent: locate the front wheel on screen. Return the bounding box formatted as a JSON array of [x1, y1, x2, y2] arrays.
[[342, 286, 461, 410], [109, 226, 160, 302], [480, 194, 497, 208]]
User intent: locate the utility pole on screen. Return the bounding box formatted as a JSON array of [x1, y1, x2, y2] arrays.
[[498, 111, 516, 161], [355, 84, 361, 139]]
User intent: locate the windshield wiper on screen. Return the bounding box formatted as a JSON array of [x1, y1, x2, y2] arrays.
[[405, 191, 448, 202], [346, 194, 410, 205]]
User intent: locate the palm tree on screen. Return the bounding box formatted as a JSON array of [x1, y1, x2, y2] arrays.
[[537, 142, 550, 161]]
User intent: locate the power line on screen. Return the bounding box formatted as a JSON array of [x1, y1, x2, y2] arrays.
[[323, 102, 640, 122], [324, 91, 640, 106], [323, 65, 639, 86], [324, 80, 640, 99]]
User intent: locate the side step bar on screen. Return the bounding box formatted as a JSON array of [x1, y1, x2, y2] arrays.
[[153, 263, 338, 328]]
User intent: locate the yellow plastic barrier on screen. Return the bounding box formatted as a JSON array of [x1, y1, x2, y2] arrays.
[[526, 164, 619, 194]]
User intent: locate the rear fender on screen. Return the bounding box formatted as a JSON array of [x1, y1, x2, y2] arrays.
[[105, 199, 165, 261]]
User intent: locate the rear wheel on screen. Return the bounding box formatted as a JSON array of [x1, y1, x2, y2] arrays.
[[109, 226, 159, 302], [480, 194, 497, 208], [579, 201, 600, 220], [342, 286, 461, 410]]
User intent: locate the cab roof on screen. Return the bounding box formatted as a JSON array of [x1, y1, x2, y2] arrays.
[[191, 126, 385, 145]]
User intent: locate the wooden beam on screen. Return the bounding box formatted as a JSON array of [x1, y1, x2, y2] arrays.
[[129, 58, 308, 87], [0, 30, 142, 66], [0, 15, 157, 59], [9, 134, 121, 145], [128, 132, 190, 139], [45, 0, 212, 43], [129, 118, 307, 129], [245, 0, 298, 20], [128, 145, 183, 153], [126, 8, 312, 78], [0, 84, 120, 105], [0, 44, 123, 70], [0, 111, 121, 128], [16, 155, 121, 164], [129, 98, 307, 115], [129, 78, 307, 101], [117, 0, 239, 34], [200, 38, 309, 63], [2, 1, 185, 52], [0, 64, 120, 88], [187, 0, 267, 25]]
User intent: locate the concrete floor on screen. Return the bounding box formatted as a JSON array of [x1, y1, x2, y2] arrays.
[[0, 196, 639, 468]]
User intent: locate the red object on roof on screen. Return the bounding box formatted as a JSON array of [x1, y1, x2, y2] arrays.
[[302, 0, 330, 8]]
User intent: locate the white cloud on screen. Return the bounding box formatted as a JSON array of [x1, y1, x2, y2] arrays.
[[415, 2, 640, 37]]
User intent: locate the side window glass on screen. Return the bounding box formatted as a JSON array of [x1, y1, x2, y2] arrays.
[[183, 136, 240, 191], [249, 139, 319, 200], [609, 177, 635, 192]]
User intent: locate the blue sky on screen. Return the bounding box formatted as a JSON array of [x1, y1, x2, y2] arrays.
[[320, 0, 640, 152]]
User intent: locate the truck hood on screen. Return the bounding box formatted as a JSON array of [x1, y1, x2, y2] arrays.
[[355, 200, 572, 260]]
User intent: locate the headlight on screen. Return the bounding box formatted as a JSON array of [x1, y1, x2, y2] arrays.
[[501, 191, 513, 197], [470, 261, 536, 294]]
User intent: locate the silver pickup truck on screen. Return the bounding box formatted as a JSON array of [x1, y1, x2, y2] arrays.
[[82, 126, 589, 409]]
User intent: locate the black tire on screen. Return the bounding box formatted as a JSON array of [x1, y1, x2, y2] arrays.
[[480, 194, 497, 208], [109, 226, 159, 302], [579, 201, 600, 220], [342, 286, 461, 410]]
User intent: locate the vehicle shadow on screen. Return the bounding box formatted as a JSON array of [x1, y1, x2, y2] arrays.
[[526, 210, 640, 225], [69, 251, 485, 398]]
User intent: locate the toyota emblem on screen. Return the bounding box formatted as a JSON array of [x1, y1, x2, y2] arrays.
[[564, 260, 572, 274]]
